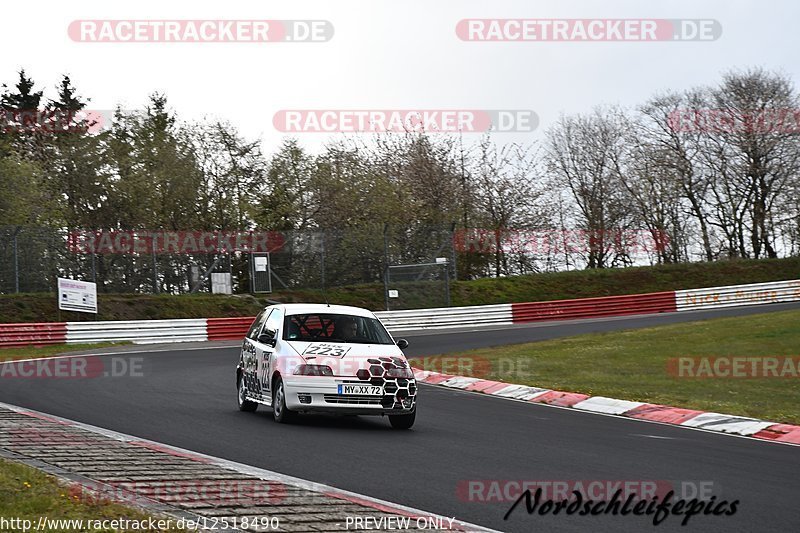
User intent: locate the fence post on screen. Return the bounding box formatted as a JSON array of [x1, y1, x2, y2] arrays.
[[383, 223, 390, 311], [13, 228, 20, 293], [151, 232, 159, 294], [321, 231, 326, 292], [450, 222, 458, 282], [444, 261, 451, 307]]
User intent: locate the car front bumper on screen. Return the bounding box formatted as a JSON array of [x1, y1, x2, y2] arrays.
[[283, 375, 417, 415]]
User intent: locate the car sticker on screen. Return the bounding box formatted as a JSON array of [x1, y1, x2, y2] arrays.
[[303, 343, 351, 357]]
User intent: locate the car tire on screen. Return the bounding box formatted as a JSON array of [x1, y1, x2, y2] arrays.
[[237, 375, 258, 412], [272, 377, 296, 423], [388, 408, 416, 430]]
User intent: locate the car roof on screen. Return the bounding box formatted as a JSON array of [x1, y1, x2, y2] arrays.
[[268, 303, 378, 318]]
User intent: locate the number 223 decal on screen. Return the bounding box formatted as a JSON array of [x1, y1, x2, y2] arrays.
[[303, 344, 351, 356]]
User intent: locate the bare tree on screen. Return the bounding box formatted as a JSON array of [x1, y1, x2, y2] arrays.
[[619, 127, 687, 264], [546, 107, 633, 268], [638, 90, 716, 261], [709, 68, 800, 258], [472, 134, 546, 276]]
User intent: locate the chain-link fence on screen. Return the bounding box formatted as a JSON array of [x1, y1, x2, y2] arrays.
[[386, 262, 451, 311], [0, 225, 459, 305]]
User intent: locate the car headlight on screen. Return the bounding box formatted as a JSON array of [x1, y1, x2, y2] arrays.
[[294, 364, 334, 376], [386, 368, 414, 379]]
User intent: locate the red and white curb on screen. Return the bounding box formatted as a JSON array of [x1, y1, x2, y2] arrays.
[[413, 370, 800, 446], [0, 401, 499, 533]]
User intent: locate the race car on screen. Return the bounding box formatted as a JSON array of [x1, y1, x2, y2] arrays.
[[235, 303, 417, 429]]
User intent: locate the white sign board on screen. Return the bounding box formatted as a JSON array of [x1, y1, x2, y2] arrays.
[[388, 290, 399, 298], [58, 278, 97, 314], [254, 256, 268, 272], [211, 273, 233, 295]]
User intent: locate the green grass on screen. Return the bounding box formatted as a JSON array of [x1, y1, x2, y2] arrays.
[[0, 293, 266, 323], [1, 256, 799, 322], [0, 459, 186, 531], [420, 309, 800, 424], [0, 343, 128, 362]]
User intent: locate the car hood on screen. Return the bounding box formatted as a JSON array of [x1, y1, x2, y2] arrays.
[[285, 341, 404, 359], [282, 341, 408, 377]]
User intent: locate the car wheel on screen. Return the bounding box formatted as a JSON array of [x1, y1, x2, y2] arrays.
[[238, 375, 258, 412], [388, 408, 416, 430], [272, 377, 296, 423]]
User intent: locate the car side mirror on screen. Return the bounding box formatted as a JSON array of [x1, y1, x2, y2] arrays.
[[258, 331, 277, 347], [396, 338, 409, 350]]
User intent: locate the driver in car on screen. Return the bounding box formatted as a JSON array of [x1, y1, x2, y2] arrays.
[[335, 317, 358, 341]]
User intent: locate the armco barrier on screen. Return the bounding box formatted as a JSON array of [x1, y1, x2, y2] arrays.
[[676, 280, 800, 311], [207, 317, 254, 341], [66, 320, 207, 345], [202, 304, 514, 341], [511, 291, 676, 323], [375, 304, 513, 330], [1, 279, 799, 348], [0, 322, 67, 348]]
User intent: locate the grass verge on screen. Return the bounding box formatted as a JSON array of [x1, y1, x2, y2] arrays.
[[415, 309, 800, 424], [0, 459, 186, 531]]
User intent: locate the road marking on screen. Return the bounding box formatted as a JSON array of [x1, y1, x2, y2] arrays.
[[632, 434, 678, 440]]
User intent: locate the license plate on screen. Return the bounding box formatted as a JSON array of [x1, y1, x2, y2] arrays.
[[338, 384, 383, 396]]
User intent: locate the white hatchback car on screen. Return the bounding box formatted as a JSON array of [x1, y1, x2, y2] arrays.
[[236, 303, 417, 429]]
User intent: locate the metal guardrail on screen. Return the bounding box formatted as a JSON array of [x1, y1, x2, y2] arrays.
[[0, 322, 67, 348], [511, 291, 677, 323], [675, 280, 800, 311], [66, 319, 207, 345], [207, 317, 253, 341], [1, 279, 799, 348], [376, 304, 513, 330]]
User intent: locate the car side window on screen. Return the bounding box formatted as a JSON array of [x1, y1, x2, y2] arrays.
[[264, 309, 282, 338], [247, 309, 272, 340]]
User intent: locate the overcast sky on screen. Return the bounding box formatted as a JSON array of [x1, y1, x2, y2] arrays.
[[3, 0, 798, 153]]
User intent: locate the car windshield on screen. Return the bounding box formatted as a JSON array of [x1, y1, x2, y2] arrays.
[[283, 313, 394, 345]]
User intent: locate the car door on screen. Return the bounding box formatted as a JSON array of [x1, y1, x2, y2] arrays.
[[255, 308, 283, 400], [243, 309, 272, 401]]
